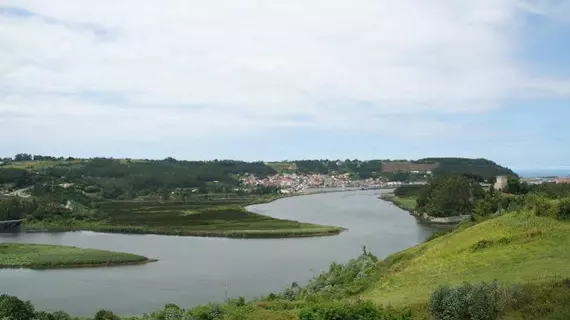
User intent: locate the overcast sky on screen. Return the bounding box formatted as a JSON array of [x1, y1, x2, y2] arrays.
[[1, 1, 569, 169]]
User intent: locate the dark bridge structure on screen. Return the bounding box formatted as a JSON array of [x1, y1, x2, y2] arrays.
[[0, 219, 24, 233]]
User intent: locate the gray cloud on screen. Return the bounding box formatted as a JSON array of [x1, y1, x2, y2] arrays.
[[0, 0, 568, 153]]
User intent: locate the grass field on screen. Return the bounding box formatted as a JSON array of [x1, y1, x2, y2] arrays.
[[362, 211, 570, 306], [380, 194, 417, 213], [24, 200, 343, 238], [266, 162, 297, 173], [0, 243, 153, 269], [2, 159, 85, 169], [391, 196, 417, 212]]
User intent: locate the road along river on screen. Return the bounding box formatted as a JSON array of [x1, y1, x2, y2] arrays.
[[0, 190, 438, 316]]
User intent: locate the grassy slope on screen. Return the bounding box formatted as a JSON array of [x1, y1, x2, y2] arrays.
[[266, 162, 297, 173], [2, 160, 84, 169], [25, 201, 343, 238], [363, 211, 570, 306], [0, 243, 152, 269], [391, 196, 417, 212]]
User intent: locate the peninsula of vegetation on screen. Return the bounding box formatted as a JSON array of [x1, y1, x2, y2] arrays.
[[0, 243, 154, 269], [0, 156, 346, 238]]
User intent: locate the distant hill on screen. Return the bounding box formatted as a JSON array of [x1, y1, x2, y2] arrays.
[[1, 156, 515, 192], [415, 157, 517, 180], [268, 158, 515, 181], [381, 161, 438, 173]]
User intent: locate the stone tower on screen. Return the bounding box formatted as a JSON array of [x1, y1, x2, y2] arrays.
[[494, 176, 508, 191]]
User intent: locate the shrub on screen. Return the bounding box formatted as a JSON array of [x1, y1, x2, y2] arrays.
[[296, 253, 379, 300], [299, 301, 411, 320], [554, 198, 570, 220], [471, 238, 512, 252], [471, 240, 494, 252], [185, 303, 223, 320], [429, 281, 506, 320], [147, 304, 185, 320], [34, 311, 72, 320], [507, 279, 570, 318], [227, 296, 246, 307]]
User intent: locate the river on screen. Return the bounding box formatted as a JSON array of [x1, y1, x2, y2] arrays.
[[0, 190, 438, 316]]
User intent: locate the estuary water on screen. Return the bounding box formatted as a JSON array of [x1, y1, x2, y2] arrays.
[[0, 190, 438, 316]]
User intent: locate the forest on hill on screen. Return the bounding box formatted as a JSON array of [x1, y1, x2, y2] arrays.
[[272, 157, 515, 181], [1, 155, 515, 198], [0, 154, 515, 235]]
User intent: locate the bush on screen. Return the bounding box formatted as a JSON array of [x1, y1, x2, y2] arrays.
[[553, 198, 570, 220], [296, 253, 379, 300], [227, 296, 246, 307], [523, 195, 570, 220], [299, 301, 412, 320], [185, 303, 223, 320], [145, 304, 185, 320], [34, 311, 72, 320], [429, 281, 506, 320], [507, 279, 570, 318]]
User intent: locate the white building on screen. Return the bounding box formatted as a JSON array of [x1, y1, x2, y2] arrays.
[[494, 176, 508, 191]]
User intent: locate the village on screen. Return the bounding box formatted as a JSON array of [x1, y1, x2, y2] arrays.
[[240, 173, 407, 193]]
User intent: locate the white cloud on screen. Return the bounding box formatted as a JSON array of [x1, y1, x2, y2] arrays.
[[0, 0, 568, 152]]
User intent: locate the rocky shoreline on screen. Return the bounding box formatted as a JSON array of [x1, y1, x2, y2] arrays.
[[380, 193, 470, 225]]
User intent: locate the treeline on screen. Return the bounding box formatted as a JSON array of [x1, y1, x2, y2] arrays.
[[394, 174, 570, 220], [0, 196, 79, 222], [288, 157, 514, 181], [4, 153, 74, 162], [416, 175, 486, 218], [292, 159, 384, 179], [0, 168, 32, 189], [0, 294, 120, 320], [0, 197, 36, 220], [0, 157, 279, 200], [417, 157, 517, 180]]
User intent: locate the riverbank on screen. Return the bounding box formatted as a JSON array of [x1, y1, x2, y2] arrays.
[[379, 193, 417, 213], [0, 243, 155, 269], [23, 221, 343, 238], [23, 199, 344, 238], [5, 209, 570, 319], [379, 193, 470, 225]]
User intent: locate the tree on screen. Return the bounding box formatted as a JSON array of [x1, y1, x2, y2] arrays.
[[417, 175, 484, 217], [14, 154, 33, 162], [94, 310, 120, 320], [34, 311, 71, 320], [0, 295, 35, 320], [505, 177, 529, 195]]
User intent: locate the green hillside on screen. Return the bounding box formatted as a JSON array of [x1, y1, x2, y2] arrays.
[[362, 211, 570, 316], [417, 157, 517, 180]]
